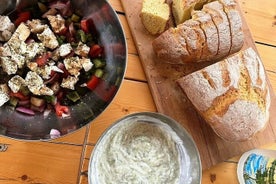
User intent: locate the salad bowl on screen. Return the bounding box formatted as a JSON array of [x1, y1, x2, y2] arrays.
[[0, 0, 127, 140]]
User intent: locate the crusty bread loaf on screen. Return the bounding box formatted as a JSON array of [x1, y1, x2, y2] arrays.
[[172, 0, 209, 25], [140, 0, 173, 35], [177, 47, 271, 141], [152, 0, 243, 64]]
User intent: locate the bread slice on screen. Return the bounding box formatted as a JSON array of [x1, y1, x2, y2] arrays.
[[152, 27, 190, 63], [180, 20, 206, 62], [192, 10, 219, 61], [172, 0, 209, 25], [218, 0, 244, 55], [202, 1, 231, 60], [152, 19, 205, 63], [140, 0, 172, 35], [177, 47, 271, 141]]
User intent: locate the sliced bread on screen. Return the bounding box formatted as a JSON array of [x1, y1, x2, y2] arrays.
[[219, 0, 244, 55], [202, 1, 231, 60], [192, 10, 219, 61]]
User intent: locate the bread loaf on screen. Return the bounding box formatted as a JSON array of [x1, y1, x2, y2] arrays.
[[140, 0, 173, 35], [152, 0, 243, 64], [177, 47, 271, 141]]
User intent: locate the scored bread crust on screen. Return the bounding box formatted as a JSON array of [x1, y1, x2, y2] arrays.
[[152, 27, 190, 63], [152, 19, 206, 63], [192, 10, 219, 61], [219, 0, 244, 55], [202, 1, 231, 60], [177, 47, 271, 141], [181, 20, 206, 62]]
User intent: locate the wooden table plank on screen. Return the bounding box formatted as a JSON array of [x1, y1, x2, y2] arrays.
[[0, 138, 83, 184], [240, 0, 276, 45], [109, 0, 124, 13], [50, 126, 88, 145]]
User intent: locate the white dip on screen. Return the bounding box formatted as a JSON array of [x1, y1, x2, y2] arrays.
[[92, 121, 181, 184]]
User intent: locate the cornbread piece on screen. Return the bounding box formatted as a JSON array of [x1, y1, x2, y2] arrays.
[[140, 0, 172, 35], [192, 10, 219, 60], [202, 1, 231, 60], [219, 0, 244, 54], [172, 0, 209, 25], [177, 48, 271, 142]]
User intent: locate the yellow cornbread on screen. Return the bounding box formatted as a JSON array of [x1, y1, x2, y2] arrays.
[[172, 0, 210, 25], [140, 0, 171, 35]]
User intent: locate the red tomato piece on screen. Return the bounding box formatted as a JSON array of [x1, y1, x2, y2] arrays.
[[55, 102, 69, 116], [15, 11, 31, 26], [86, 75, 100, 91], [89, 44, 103, 58], [10, 92, 29, 101], [80, 19, 90, 33], [35, 53, 50, 66]]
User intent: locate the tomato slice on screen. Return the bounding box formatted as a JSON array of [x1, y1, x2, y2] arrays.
[[15, 11, 31, 26], [86, 75, 100, 91]]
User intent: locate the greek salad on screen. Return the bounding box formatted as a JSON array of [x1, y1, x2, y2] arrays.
[[0, 0, 107, 117]]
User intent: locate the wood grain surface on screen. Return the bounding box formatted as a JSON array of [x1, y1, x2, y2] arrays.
[[121, 0, 276, 169], [0, 0, 275, 183]]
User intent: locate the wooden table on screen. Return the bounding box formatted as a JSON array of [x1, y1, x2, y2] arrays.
[[0, 0, 275, 183]]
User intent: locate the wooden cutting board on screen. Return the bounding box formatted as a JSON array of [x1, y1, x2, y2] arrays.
[[121, 0, 276, 169]]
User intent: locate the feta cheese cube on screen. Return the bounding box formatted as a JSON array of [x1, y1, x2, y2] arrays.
[[37, 27, 59, 49], [9, 23, 30, 42], [46, 14, 66, 34], [8, 75, 25, 93], [61, 76, 79, 90], [0, 57, 17, 75], [63, 57, 82, 76], [74, 42, 90, 57], [26, 19, 47, 33], [59, 43, 73, 57], [0, 84, 10, 107], [0, 16, 15, 42], [80, 58, 93, 72], [25, 71, 53, 96]]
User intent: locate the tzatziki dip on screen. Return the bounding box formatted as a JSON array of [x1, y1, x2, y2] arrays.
[[89, 115, 187, 184]]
